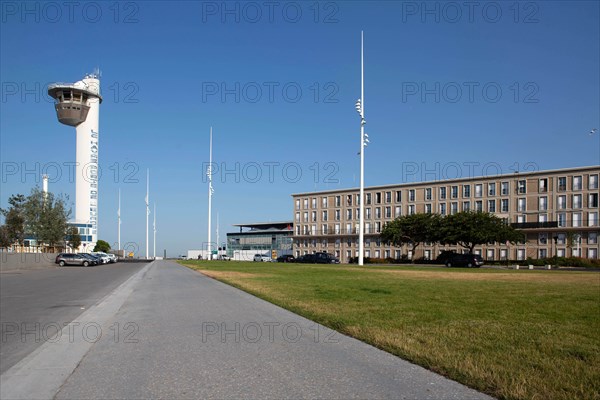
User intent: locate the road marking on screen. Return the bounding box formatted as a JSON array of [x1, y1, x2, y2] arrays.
[[0, 262, 153, 400]]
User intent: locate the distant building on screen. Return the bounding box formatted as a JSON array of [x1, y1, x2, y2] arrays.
[[227, 221, 294, 261], [291, 165, 600, 263]]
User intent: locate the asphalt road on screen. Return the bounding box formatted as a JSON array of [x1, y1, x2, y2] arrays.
[[0, 262, 148, 374], [1, 261, 493, 399]]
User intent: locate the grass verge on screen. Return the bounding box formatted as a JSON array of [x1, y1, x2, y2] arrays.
[[179, 261, 600, 400]]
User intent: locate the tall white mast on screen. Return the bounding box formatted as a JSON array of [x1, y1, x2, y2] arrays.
[[216, 212, 219, 257], [358, 31, 366, 266], [118, 188, 121, 251], [207, 127, 213, 260], [145, 169, 149, 259], [153, 202, 156, 259]]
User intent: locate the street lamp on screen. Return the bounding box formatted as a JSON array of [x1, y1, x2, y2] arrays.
[[356, 31, 368, 266]]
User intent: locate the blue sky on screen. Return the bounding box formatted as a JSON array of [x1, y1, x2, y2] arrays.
[[1, 1, 599, 257]]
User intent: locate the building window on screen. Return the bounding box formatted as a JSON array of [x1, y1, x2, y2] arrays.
[[346, 224, 352, 235], [588, 193, 599, 208], [395, 191, 402, 202], [517, 180, 526, 194], [558, 176, 567, 191], [517, 198, 526, 212], [322, 197, 328, 208], [356, 194, 361, 205], [558, 195, 566, 210], [346, 209, 352, 220], [501, 199, 509, 212], [374, 250, 380, 258], [539, 249, 547, 259], [365, 208, 371, 219], [558, 213, 566, 227], [475, 201, 483, 212], [365, 193, 372, 205], [487, 249, 495, 261], [335, 209, 341, 221], [375, 222, 381, 233], [573, 176, 582, 190], [409, 190, 415, 202], [538, 178, 547, 193], [487, 183, 495, 196], [312, 211, 317, 222], [408, 205, 415, 215], [295, 212, 300, 222], [539, 233, 547, 245], [385, 207, 391, 218], [303, 198, 308, 209], [322, 211, 328, 221], [322, 225, 328, 235], [590, 174, 599, 190], [501, 181, 509, 195], [335, 196, 341, 207], [335, 224, 340, 234], [395, 206, 401, 217], [475, 184, 483, 198], [375, 192, 382, 204], [462, 201, 470, 212], [425, 204, 432, 214], [539, 196, 547, 211], [303, 212, 308, 222], [385, 250, 390, 258], [347, 195, 352, 206], [312, 198, 317, 208], [451, 186, 458, 199], [375, 207, 381, 218], [488, 200, 496, 213], [385, 191, 392, 203], [439, 203, 447, 215], [573, 194, 582, 209], [365, 222, 371, 234], [500, 249, 508, 260], [539, 213, 547, 223], [450, 202, 458, 214], [355, 208, 360, 219], [589, 232, 598, 244], [573, 212, 582, 227], [296, 199, 300, 210], [557, 233, 566, 245], [589, 212, 598, 227], [464, 184, 471, 198], [588, 249, 598, 259], [439, 187, 447, 200], [425, 188, 432, 200]]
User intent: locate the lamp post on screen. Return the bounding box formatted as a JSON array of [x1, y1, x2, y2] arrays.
[[355, 31, 368, 266]]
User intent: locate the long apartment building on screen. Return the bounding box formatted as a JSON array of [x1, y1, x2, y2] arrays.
[[291, 166, 600, 264]]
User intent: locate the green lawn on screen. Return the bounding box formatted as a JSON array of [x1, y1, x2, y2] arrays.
[[179, 261, 600, 400]]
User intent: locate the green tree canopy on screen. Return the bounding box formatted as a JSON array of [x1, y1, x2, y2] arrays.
[[380, 213, 443, 255], [440, 211, 524, 254], [23, 188, 71, 250], [67, 226, 82, 250], [0, 194, 26, 249], [94, 240, 111, 252]]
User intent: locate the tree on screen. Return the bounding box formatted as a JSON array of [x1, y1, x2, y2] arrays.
[[0, 225, 12, 249], [94, 240, 111, 253], [380, 213, 443, 257], [67, 226, 82, 250], [440, 211, 524, 254], [23, 188, 70, 251], [0, 194, 26, 250]]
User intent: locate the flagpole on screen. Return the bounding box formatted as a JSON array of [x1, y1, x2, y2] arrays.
[[118, 188, 121, 251], [207, 127, 213, 260], [153, 202, 156, 259], [145, 169, 149, 259], [359, 30, 365, 266]]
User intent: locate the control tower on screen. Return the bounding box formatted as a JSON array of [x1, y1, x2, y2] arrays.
[[48, 72, 102, 250]]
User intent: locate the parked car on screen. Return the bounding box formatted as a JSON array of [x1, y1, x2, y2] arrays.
[[79, 253, 100, 266], [217, 254, 231, 261], [55, 253, 95, 267], [253, 253, 272, 262], [445, 253, 484, 268], [276, 254, 296, 263], [91, 252, 111, 264], [435, 250, 457, 265], [296, 252, 340, 264], [106, 253, 118, 263]]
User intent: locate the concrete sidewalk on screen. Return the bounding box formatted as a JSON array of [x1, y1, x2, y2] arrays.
[[3, 261, 494, 399]]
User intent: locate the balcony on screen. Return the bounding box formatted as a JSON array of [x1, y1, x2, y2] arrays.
[[510, 222, 559, 229]]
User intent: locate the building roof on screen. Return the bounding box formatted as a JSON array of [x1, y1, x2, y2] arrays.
[[291, 165, 600, 197], [232, 221, 293, 229]]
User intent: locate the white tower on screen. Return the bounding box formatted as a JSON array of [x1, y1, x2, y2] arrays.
[[48, 72, 102, 250]]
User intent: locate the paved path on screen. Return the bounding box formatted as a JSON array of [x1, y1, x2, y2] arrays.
[[2, 261, 493, 399], [0, 262, 148, 374]]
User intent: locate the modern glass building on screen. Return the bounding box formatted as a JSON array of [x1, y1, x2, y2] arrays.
[[226, 221, 293, 261]]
